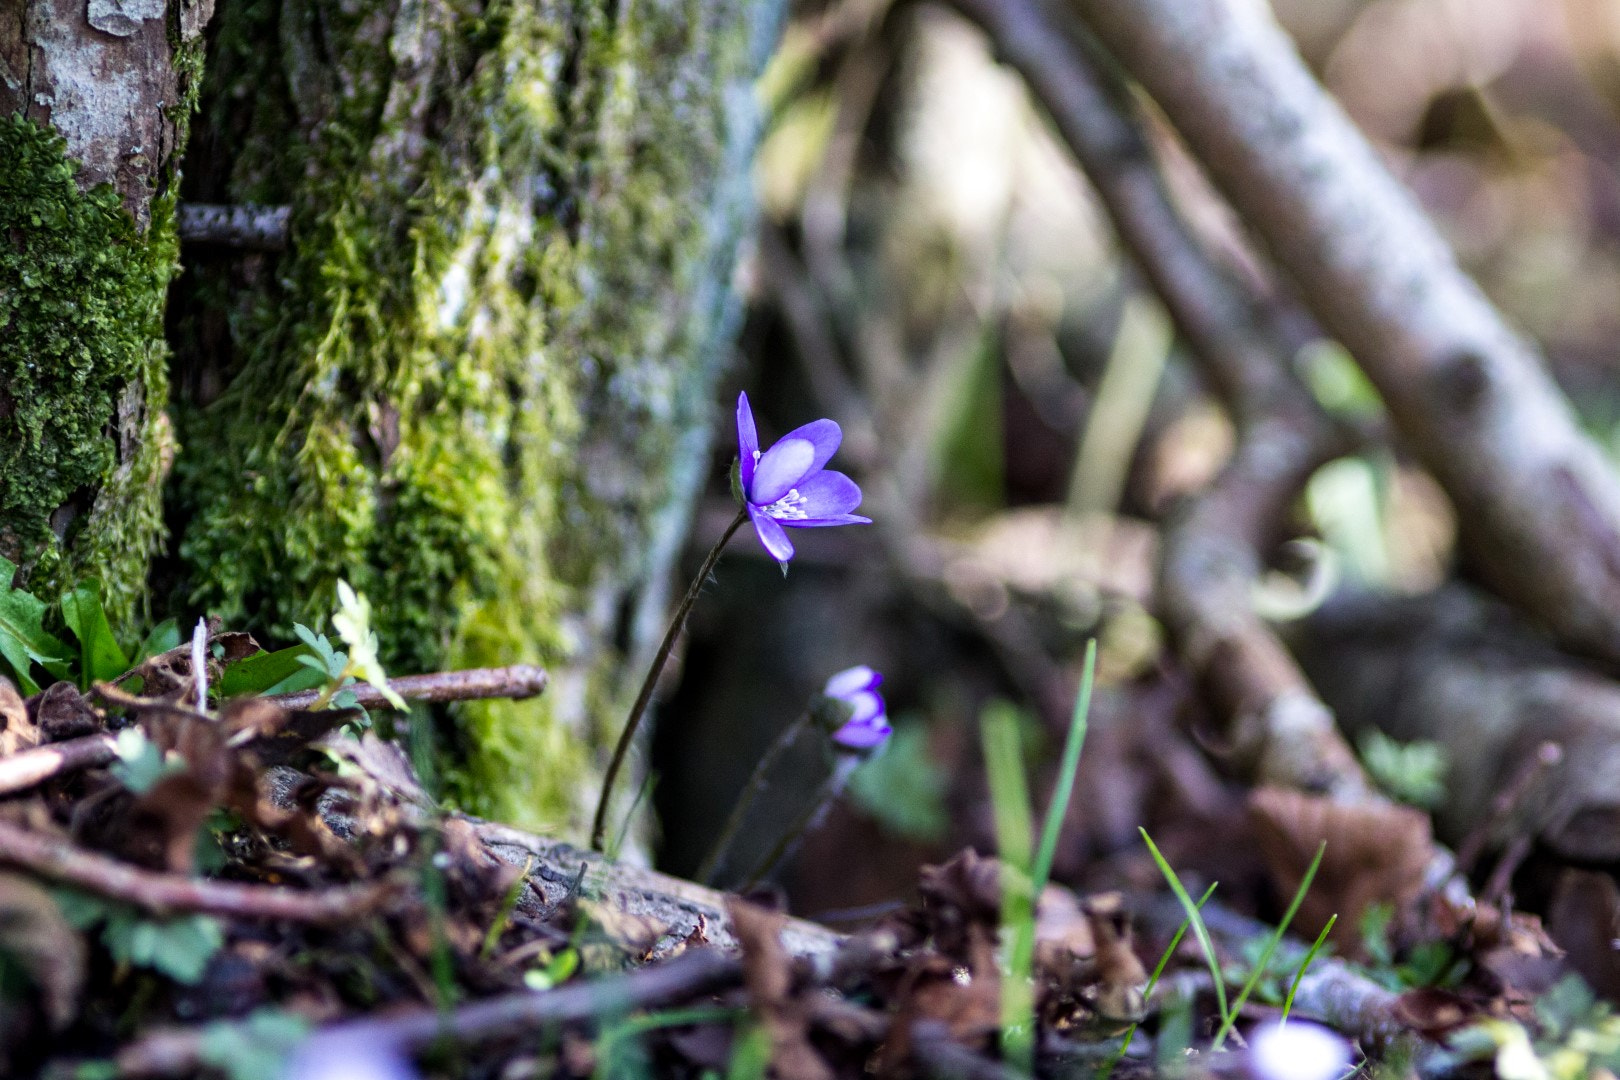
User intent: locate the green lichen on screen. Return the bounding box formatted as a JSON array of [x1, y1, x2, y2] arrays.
[[173, 0, 781, 832], [0, 115, 175, 629]]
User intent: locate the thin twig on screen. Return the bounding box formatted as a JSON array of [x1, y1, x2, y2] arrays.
[[0, 733, 118, 797], [175, 203, 291, 250], [592, 509, 750, 851], [111, 948, 741, 1078], [0, 818, 390, 924], [266, 664, 549, 711]]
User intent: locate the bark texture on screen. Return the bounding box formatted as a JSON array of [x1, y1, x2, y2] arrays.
[[0, 0, 210, 622], [1068, 0, 1620, 666], [169, 0, 783, 831]]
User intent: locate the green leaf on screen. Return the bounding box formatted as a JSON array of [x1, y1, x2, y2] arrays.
[[847, 724, 949, 842], [0, 555, 70, 694], [331, 582, 405, 710], [102, 910, 223, 984], [110, 728, 180, 794], [218, 644, 322, 698], [136, 618, 181, 661], [198, 1009, 311, 1080], [60, 579, 130, 686]]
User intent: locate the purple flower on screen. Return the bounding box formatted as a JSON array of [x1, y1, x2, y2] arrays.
[[736, 392, 871, 565], [824, 665, 891, 750]]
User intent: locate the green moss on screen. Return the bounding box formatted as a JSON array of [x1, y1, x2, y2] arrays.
[[174, 0, 782, 831], [0, 116, 176, 628]]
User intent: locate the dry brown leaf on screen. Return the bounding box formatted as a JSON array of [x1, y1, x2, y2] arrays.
[[1248, 787, 1433, 954], [0, 871, 86, 1029], [0, 678, 38, 757], [727, 897, 833, 1080], [1547, 869, 1620, 1002], [36, 682, 102, 743]]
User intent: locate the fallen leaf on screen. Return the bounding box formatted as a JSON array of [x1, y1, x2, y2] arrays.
[[1248, 787, 1433, 954]]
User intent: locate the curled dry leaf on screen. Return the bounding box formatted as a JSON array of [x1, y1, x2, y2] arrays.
[[0, 678, 37, 757], [1247, 787, 1434, 954], [35, 682, 101, 742], [0, 871, 86, 1031]]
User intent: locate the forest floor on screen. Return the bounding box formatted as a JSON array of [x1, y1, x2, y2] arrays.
[[0, 599, 1614, 1080]]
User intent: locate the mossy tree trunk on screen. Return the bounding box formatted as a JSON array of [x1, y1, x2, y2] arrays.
[[6, 0, 783, 835], [0, 0, 211, 623], [168, 0, 783, 833]]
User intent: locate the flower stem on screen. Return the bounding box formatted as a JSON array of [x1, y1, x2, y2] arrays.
[[738, 754, 861, 890], [591, 508, 750, 851], [696, 710, 813, 885]]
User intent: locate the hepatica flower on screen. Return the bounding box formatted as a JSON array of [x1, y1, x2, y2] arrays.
[[823, 665, 891, 750], [736, 392, 870, 565]]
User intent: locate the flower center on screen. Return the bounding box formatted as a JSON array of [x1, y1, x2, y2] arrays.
[[764, 487, 809, 520]]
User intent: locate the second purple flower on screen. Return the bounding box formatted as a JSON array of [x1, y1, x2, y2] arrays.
[[736, 392, 871, 565]]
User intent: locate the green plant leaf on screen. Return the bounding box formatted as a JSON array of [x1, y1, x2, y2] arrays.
[[0, 555, 70, 694], [198, 1009, 311, 1080], [136, 618, 181, 662], [102, 909, 223, 984], [218, 644, 323, 698], [60, 579, 130, 686], [847, 724, 949, 842]]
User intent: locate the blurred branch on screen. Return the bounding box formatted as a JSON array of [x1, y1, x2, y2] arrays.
[[946, 0, 1370, 794], [1066, 0, 1620, 669]]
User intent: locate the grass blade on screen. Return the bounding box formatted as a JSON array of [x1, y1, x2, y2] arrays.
[[1212, 841, 1326, 1048], [1139, 828, 1228, 1023], [982, 704, 1036, 1075], [1031, 639, 1096, 898], [1282, 913, 1338, 1025], [1106, 881, 1217, 1076]]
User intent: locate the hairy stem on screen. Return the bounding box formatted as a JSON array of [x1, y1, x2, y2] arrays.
[[697, 709, 813, 884], [592, 508, 750, 850]]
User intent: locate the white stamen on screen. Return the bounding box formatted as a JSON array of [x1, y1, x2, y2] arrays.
[[764, 487, 809, 520]]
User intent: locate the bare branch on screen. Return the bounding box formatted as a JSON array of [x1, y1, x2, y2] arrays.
[[113, 948, 740, 1078], [0, 733, 117, 798], [948, 0, 1369, 794], [0, 819, 389, 924], [1068, 0, 1620, 667], [266, 664, 548, 711], [174, 203, 291, 251]]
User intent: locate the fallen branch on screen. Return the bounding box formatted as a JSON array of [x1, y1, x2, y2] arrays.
[[266, 664, 548, 711], [949, 0, 1368, 795], [0, 733, 117, 798], [112, 947, 740, 1078], [1069, 0, 1620, 668], [468, 818, 844, 961], [0, 818, 389, 924]]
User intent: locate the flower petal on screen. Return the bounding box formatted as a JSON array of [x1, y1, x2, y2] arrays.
[[790, 470, 862, 519], [824, 665, 880, 699], [845, 689, 885, 726], [833, 716, 892, 751], [750, 438, 815, 504], [776, 418, 841, 473], [748, 505, 796, 564], [782, 513, 872, 529], [736, 392, 759, 492]]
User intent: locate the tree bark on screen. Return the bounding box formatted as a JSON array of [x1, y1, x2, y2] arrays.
[[0, 0, 212, 624], [167, 0, 784, 832]]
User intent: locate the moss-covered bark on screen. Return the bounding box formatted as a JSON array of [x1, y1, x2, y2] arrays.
[[171, 0, 781, 832], [0, 0, 209, 626]]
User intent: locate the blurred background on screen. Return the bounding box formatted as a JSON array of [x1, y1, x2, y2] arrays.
[[649, 0, 1620, 919]]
